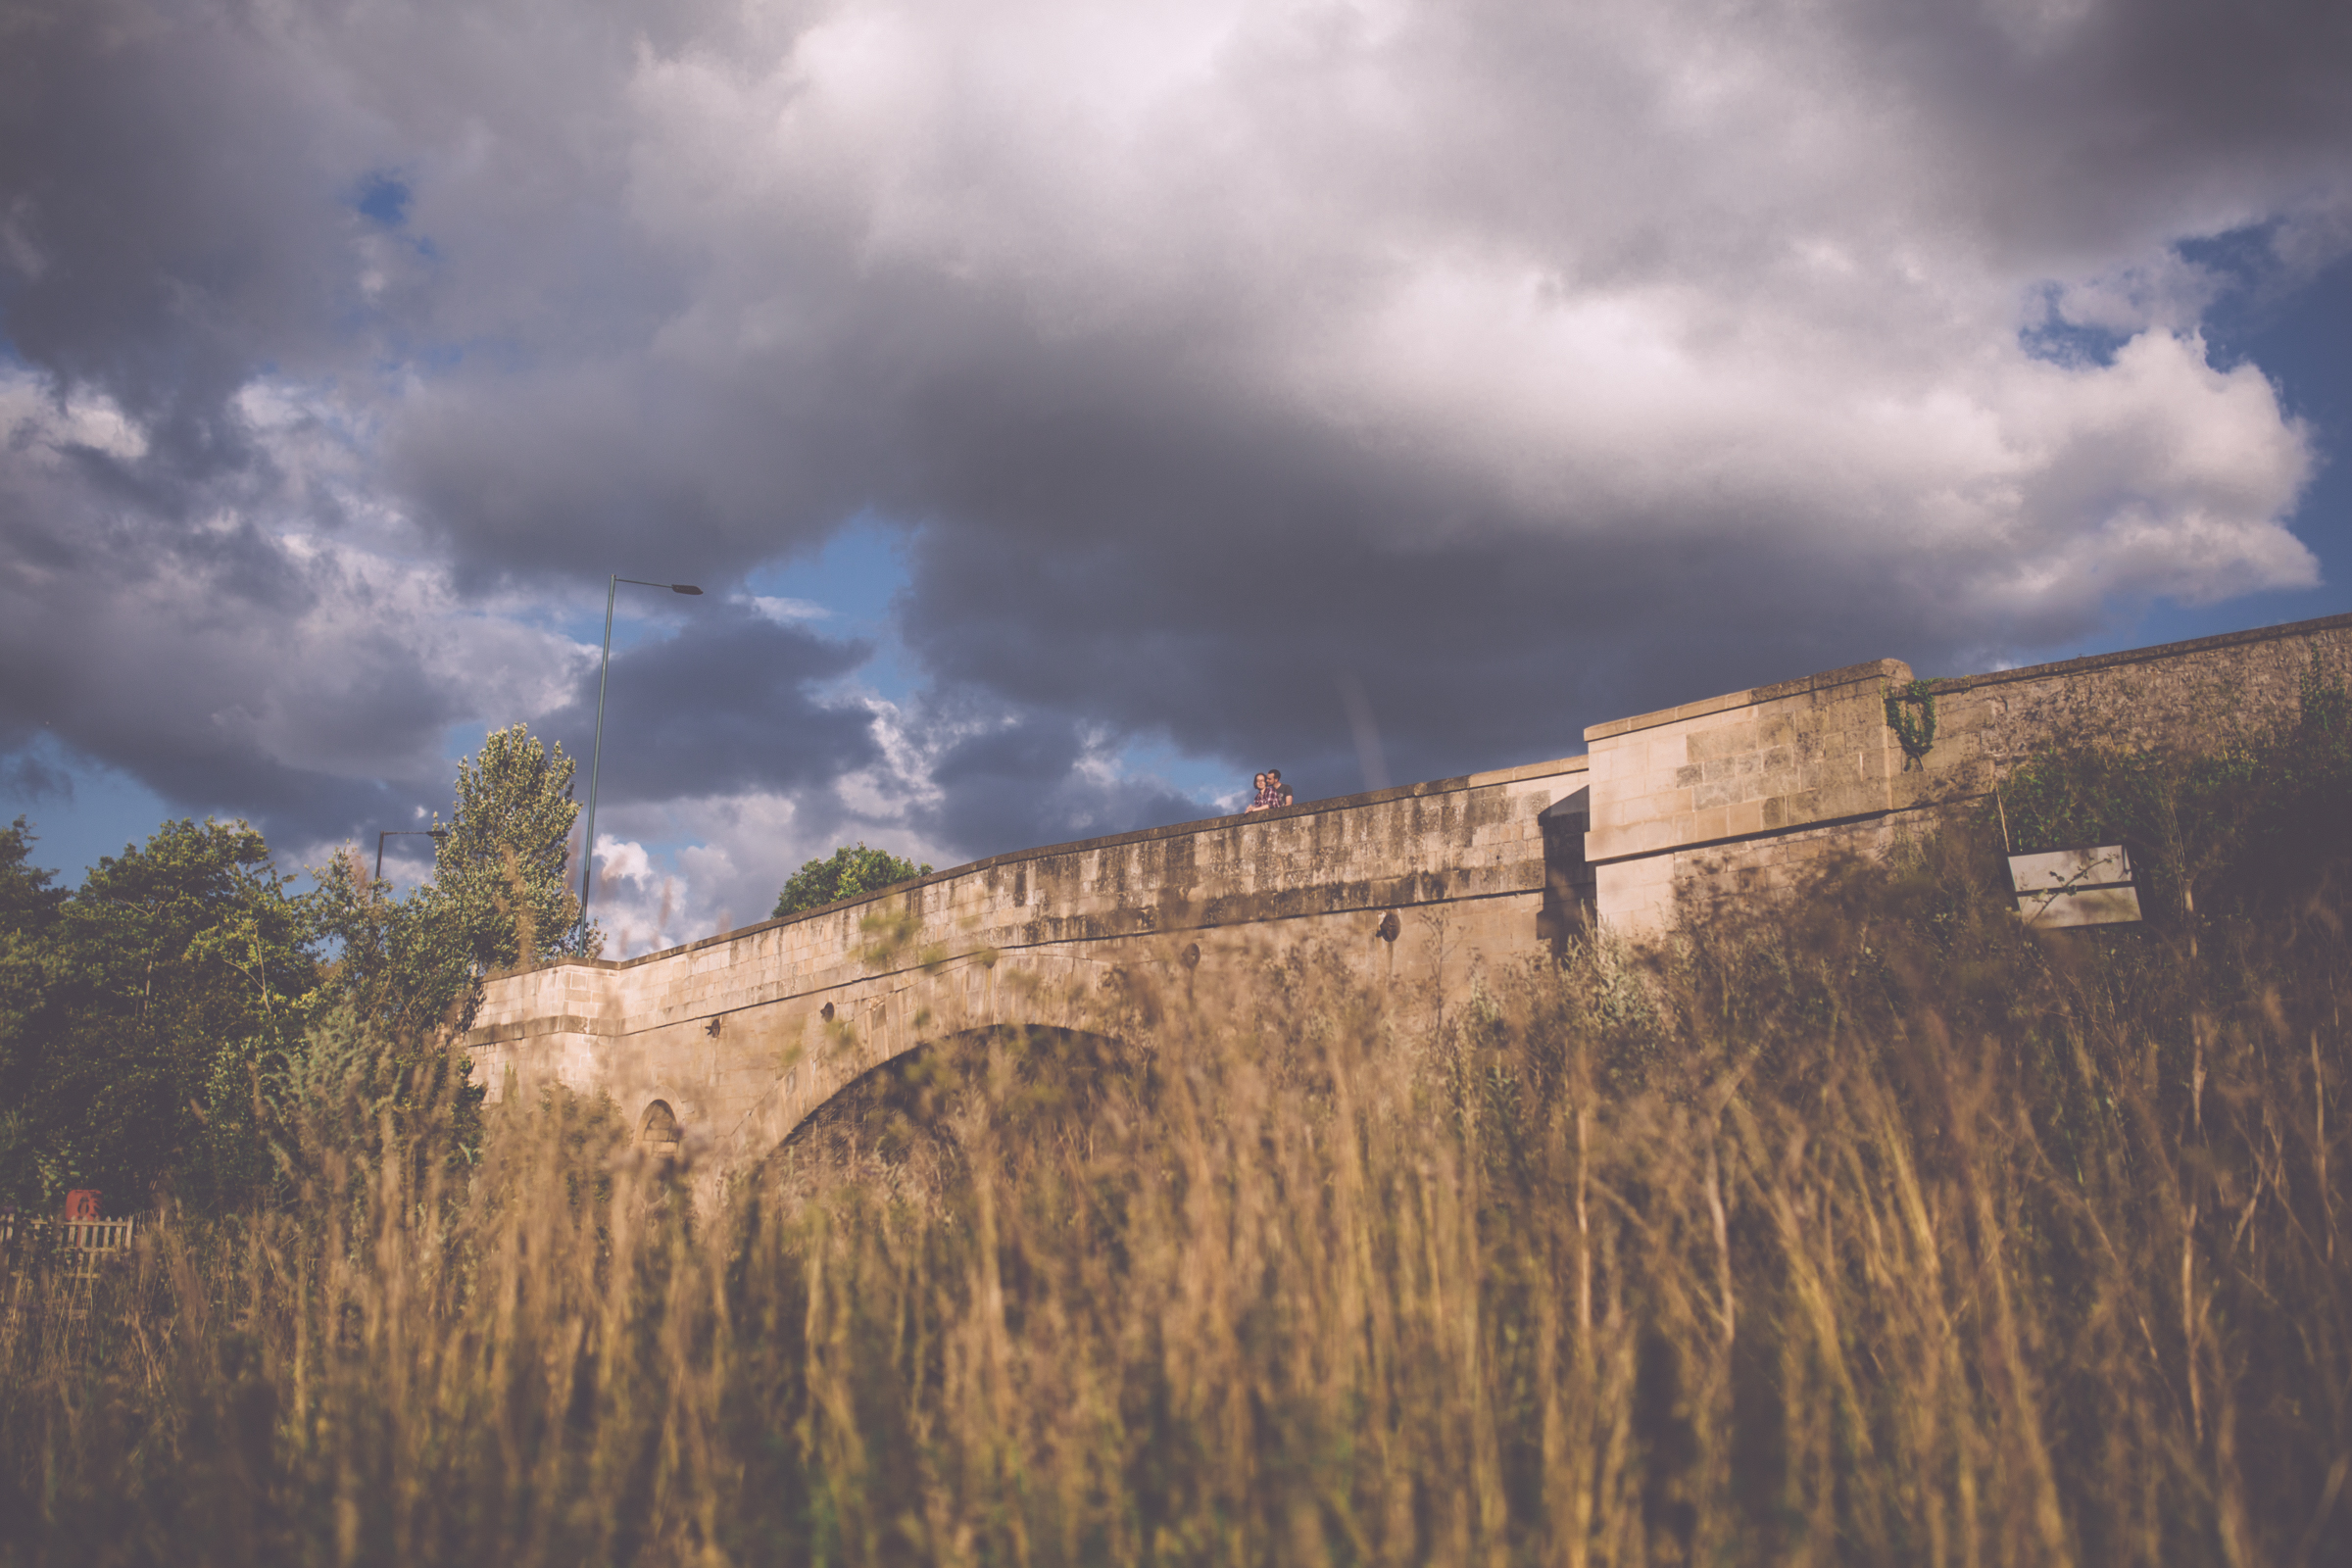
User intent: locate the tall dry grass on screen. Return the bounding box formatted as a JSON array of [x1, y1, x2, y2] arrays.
[[3, 838, 2347, 1566]]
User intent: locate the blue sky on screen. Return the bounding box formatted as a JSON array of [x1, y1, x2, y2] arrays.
[[2034, 235, 2352, 658]]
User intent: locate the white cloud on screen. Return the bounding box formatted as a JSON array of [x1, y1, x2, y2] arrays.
[[583, 775, 948, 957], [750, 595, 830, 622], [588, 835, 683, 957], [594, 835, 656, 886], [2043, 254, 2227, 338], [0, 368, 148, 463]]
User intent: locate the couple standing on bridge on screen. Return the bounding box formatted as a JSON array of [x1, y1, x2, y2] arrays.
[[1245, 770, 1294, 812]]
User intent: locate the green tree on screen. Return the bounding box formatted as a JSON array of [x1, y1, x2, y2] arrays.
[[430, 724, 597, 975], [310, 848, 479, 1046], [0, 819, 67, 1207], [772, 843, 934, 919], [0, 818, 321, 1211], [294, 724, 587, 1185], [0, 816, 66, 929], [0, 818, 67, 1043]]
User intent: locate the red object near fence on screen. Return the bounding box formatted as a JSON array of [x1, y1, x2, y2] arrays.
[[63, 1190, 101, 1220]]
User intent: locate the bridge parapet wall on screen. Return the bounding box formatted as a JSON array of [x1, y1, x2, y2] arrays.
[[1587, 612, 2352, 929], [469, 754, 1589, 1175]]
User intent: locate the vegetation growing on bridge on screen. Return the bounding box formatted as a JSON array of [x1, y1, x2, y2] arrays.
[[6, 775, 2351, 1563], [1996, 662, 2352, 923]]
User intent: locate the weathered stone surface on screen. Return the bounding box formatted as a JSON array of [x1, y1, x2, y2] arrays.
[[1583, 659, 1908, 869], [475, 610, 2352, 1177], [469, 756, 1590, 1182], [1587, 612, 2352, 932]]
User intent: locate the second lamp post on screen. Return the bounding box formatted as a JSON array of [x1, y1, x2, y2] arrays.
[[580, 575, 702, 926]]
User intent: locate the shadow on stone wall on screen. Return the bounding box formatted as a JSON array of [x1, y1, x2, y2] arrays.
[[760, 1024, 1140, 1187]]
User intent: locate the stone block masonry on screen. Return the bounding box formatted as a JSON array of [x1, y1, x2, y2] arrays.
[[468, 755, 1591, 1189], [1584, 659, 1912, 930], [1585, 611, 2352, 932], [473, 610, 2351, 1178]]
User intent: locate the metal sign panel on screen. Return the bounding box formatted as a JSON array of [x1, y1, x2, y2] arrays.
[[2008, 846, 2142, 928]]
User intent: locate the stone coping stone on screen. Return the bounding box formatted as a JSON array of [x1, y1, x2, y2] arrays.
[[1580, 609, 2352, 746], [512, 753, 1591, 978], [1584, 660, 1910, 744], [1931, 610, 2352, 695]]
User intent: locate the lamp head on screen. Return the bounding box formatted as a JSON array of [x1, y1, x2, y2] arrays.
[[670, 583, 703, 595]]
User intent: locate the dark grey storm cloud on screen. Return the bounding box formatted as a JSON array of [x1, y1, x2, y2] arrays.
[[3, 0, 2349, 948], [913, 708, 1205, 859], [0, 0, 369, 477], [535, 604, 880, 806], [900, 512, 1892, 796]]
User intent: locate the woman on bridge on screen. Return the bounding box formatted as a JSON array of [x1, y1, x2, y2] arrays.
[[1245, 771, 1293, 811]]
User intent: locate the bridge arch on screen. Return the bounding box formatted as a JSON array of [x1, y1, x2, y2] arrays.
[[638, 1099, 682, 1159], [761, 1023, 1140, 1175]]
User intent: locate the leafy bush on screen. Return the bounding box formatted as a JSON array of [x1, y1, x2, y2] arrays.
[[0, 818, 320, 1214], [772, 843, 934, 920], [1999, 660, 2352, 921], [0, 723, 578, 1216]]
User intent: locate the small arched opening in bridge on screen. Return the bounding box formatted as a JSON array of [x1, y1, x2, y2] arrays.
[[763, 1025, 1142, 1181], [639, 1099, 682, 1162]]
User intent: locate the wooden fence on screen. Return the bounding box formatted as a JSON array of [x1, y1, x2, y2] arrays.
[[0, 1212, 140, 1288]]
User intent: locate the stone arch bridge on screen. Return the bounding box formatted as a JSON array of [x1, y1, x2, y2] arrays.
[[468, 754, 1593, 1174], [469, 612, 2352, 1177]]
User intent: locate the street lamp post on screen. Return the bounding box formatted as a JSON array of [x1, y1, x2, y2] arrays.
[[579, 575, 703, 927], [375, 828, 447, 882]]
